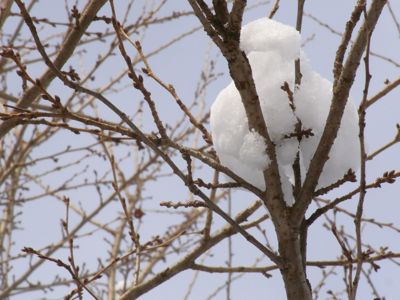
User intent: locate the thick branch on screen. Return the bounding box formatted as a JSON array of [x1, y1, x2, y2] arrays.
[[0, 0, 108, 139], [187, 0, 286, 221], [0, 0, 13, 29], [293, 0, 387, 222]]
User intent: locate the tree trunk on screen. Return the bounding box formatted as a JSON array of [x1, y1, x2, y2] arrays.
[[278, 227, 312, 300]]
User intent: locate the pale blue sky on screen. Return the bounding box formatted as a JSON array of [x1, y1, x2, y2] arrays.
[[3, 1, 400, 299]]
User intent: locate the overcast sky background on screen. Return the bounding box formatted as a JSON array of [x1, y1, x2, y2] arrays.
[[3, 1, 400, 299]]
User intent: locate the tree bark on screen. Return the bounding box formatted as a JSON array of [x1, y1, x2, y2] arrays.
[[278, 226, 312, 300]]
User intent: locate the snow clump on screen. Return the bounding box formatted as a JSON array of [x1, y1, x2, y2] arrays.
[[210, 18, 360, 206]]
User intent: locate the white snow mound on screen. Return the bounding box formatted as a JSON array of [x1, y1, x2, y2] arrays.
[[210, 18, 360, 206]]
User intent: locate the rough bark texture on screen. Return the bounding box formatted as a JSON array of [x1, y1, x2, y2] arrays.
[[278, 230, 312, 300]]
